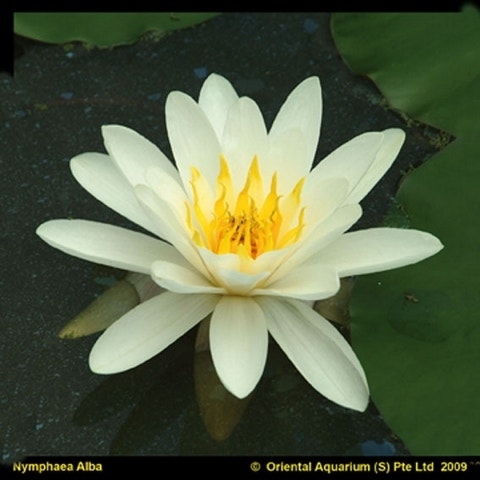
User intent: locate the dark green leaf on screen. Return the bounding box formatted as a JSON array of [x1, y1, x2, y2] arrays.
[[332, 10, 480, 454]]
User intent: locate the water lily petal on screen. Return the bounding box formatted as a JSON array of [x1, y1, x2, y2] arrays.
[[37, 219, 178, 274], [254, 265, 340, 301], [210, 296, 268, 398], [314, 227, 444, 276], [263, 129, 307, 194], [221, 96, 269, 192], [216, 269, 271, 295], [245, 246, 292, 276], [144, 166, 191, 227], [151, 260, 226, 294], [300, 203, 362, 253], [102, 125, 179, 186], [199, 73, 239, 140], [197, 248, 241, 275], [134, 184, 212, 280], [196, 248, 270, 293], [70, 152, 155, 233], [258, 296, 369, 411], [347, 128, 406, 203], [134, 184, 186, 242], [267, 204, 362, 284], [166, 91, 221, 193], [89, 292, 220, 373], [304, 131, 384, 200], [268, 77, 322, 177], [301, 177, 349, 233]]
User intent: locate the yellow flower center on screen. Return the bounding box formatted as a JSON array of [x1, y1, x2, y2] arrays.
[[186, 155, 306, 260]]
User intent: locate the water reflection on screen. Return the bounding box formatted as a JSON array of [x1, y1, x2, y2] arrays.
[[73, 329, 409, 455]]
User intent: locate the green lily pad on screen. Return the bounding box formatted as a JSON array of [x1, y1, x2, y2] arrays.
[[14, 13, 218, 47], [331, 10, 480, 454]]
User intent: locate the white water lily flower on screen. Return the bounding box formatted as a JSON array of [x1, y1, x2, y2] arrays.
[[37, 74, 443, 412]]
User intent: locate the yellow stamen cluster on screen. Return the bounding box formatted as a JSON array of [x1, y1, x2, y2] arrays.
[[187, 155, 305, 260]]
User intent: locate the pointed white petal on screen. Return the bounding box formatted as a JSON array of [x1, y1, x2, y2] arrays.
[[36, 219, 177, 274], [269, 77, 322, 175], [70, 152, 156, 233], [210, 296, 268, 398], [89, 292, 219, 373], [347, 128, 406, 203], [258, 297, 369, 411], [199, 73, 239, 140], [315, 227, 443, 276], [221, 96, 269, 192], [166, 91, 221, 193], [151, 260, 225, 294], [304, 131, 384, 201], [254, 265, 340, 301], [101, 125, 179, 186]]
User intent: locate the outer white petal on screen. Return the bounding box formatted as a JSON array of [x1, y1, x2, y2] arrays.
[[151, 260, 226, 294], [89, 292, 220, 373], [166, 91, 221, 193], [347, 128, 406, 204], [101, 125, 179, 186], [70, 153, 156, 233], [210, 296, 268, 398], [258, 297, 369, 411], [304, 131, 384, 201], [198, 73, 239, 140], [268, 77, 322, 176], [314, 227, 444, 276], [221, 96, 269, 192], [36, 219, 179, 274], [253, 265, 340, 301]]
